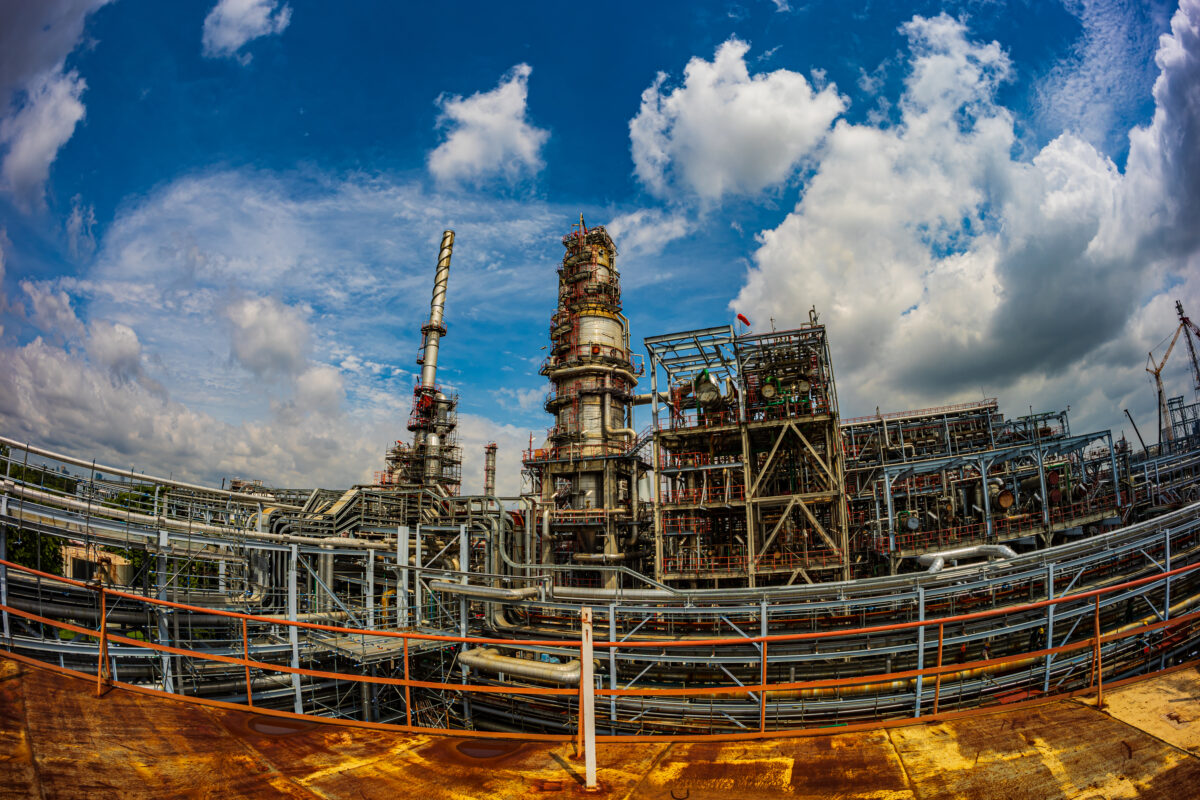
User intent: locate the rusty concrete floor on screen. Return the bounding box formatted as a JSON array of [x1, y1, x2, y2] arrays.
[[1, 656, 1198, 799]]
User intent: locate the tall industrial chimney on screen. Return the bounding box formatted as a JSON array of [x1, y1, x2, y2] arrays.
[[419, 230, 455, 389], [381, 230, 463, 494], [483, 442, 497, 496]]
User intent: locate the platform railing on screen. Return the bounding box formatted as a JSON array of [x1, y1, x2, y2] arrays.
[[3, 555, 1199, 754]]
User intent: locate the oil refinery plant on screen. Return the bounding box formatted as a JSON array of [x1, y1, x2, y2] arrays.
[[2, 219, 1200, 742]]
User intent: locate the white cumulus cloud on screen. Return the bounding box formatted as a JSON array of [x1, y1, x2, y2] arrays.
[[0, 0, 111, 212], [85, 319, 140, 378], [0, 336, 373, 488], [224, 295, 311, 378], [629, 38, 845, 201], [731, 7, 1200, 441], [605, 207, 692, 256], [0, 68, 86, 211], [21, 279, 85, 343], [1035, 0, 1163, 153], [428, 63, 549, 185], [202, 0, 292, 64], [294, 364, 344, 416]]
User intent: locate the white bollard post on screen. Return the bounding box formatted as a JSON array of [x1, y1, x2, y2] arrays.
[[580, 606, 597, 790]]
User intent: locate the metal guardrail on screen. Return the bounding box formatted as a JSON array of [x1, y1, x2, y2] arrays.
[[841, 399, 1000, 425], [3, 556, 1198, 748]]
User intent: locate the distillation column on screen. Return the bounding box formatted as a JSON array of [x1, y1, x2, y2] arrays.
[[526, 217, 645, 585]]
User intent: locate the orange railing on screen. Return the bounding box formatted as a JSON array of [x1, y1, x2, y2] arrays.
[[752, 548, 843, 570], [662, 483, 746, 504], [657, 450, 740, 470], [523, 441, 630, 462], [1, 556, 1199, 744], [662, 553, 749, 574]]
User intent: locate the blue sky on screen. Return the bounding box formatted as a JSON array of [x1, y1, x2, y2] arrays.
[[1, 0, 1198, 493]]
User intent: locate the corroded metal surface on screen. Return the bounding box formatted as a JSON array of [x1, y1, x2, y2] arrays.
[[1100, 667, 1200, 758], [1, 656, 1198, 799]]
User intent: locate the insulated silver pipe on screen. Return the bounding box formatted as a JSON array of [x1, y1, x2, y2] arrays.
[[428, 580, 539, 600], [459, 647, 581, 684], [602, 393, 636, 440], [0, 480, 388, 550], [0, 435, 299, 509], [631, 391, 671, 406], [572, 552, 626, 563], [420, 230, 455, 389], [918, 544, 1018, 574]]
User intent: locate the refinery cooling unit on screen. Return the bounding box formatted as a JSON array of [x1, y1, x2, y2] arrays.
[[2, 219, 1199, 739]]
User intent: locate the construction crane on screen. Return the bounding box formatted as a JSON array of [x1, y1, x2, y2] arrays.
[[1146, 300, 1200, 448], [1177, 300, 1200, 395]]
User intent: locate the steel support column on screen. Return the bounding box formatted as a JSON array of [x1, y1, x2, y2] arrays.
[[1, 498, 9, 643], [914, 586, 925, 717], [366, 549, 375, 629], [1037, 450, 1051, 527], [1162, 527, 1171, 672], [288, 544, 302, 714], [1043, 562, 1055, 694], [608, 604, 617, 723], [415, 524, 423, 624], [459, 524, 471, 725], [580, 607, 597, 790], [650, 353, 664, 582], [398, 525, 409, 627], [156, 530, 173, 694], [1109, 433, 1123, 509], [980, 458, 993, 539]]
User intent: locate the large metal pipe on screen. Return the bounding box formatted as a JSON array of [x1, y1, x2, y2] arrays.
[[631, 391, 672, 406], [545, 364, 638, 385], [0, 435, 299, 509], [420, 230, 454, 389], [0, 480, 385, 550], [602, 393, 636, 441], [918, 544, 1018, 574], [428, 580, 539, 600], [572, 552, 627, 563], [458, 647, 581, 684], [551, 507, 1200, 602]]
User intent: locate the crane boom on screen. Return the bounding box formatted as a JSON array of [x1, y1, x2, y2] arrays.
[[1147, 324, 1183, 446], [1177, 300, 1200, 396]]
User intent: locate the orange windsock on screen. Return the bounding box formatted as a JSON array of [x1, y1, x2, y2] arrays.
[[737, 313, 751, 327]]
